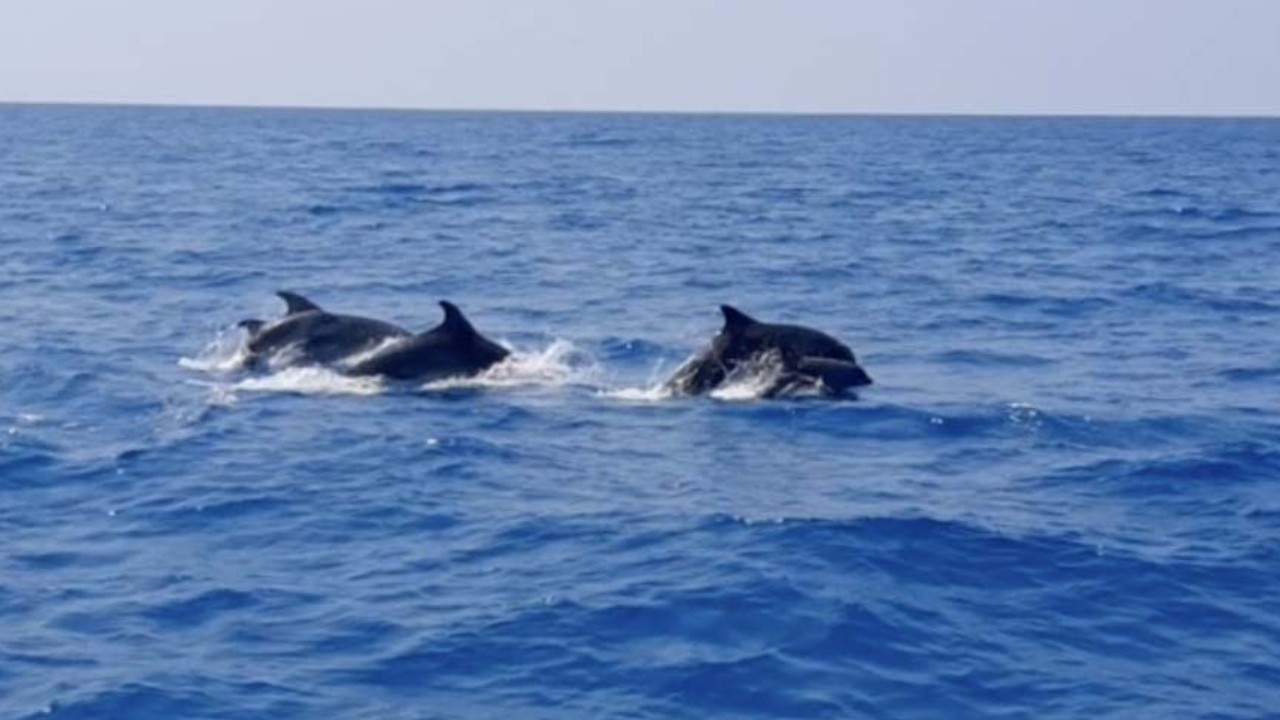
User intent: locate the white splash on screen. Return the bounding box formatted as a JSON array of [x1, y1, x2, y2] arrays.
[[708, 359, 788, 402], [604, 384, 678, 403], [205, 385, 240, 407], [419, 339, 598, 392], [599, 357, 683, 403], [232, 366, 386, 396], [710, 350, 836, 402], [178, 326, 251, 373]]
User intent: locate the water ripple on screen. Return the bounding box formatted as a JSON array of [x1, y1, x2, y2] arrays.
[[3, 107, 1279, 720]]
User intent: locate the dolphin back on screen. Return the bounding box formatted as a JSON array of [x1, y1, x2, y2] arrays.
[[667, 305, 871, 397], [236, 291, 413, 368], [345, 301, 509, 381]]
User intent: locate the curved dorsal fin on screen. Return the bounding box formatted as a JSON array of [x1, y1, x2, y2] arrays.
[[277, 290, 321, 315], [439, 301, 476, 337], [720, 305, 759, 334]]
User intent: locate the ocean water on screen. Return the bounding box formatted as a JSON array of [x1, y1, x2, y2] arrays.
[[2, 105, 1279, 719]]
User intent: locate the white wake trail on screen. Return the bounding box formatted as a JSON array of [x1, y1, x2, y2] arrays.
[[419, 339, 599, 392]]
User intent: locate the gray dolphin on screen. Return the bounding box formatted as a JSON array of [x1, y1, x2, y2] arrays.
[[666, 305, 872, 397], [238, 291, 412, 368], [345, 301, 510, 382]]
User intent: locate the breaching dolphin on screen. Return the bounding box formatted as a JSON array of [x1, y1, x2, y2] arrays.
[[666, 305, 872, 397], [238, 291, 411, 368], [345, 301, 510, 382]]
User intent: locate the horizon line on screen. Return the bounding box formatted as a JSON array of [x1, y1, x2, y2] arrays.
[[1, 99, 1278, 121]]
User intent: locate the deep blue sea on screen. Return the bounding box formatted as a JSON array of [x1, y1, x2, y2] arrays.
[[2, 105, 1279, 719]]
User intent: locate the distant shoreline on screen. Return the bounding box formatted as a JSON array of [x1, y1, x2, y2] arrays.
[[1, 100, 1277, 121]]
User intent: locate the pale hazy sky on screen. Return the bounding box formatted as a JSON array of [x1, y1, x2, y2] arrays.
[[2, 0, 1278, 115]]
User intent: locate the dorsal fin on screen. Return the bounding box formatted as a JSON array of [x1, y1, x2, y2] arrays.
[[277, 290, 321, 315], [720, 305, 759, 334], [438, 301, 476, 337]]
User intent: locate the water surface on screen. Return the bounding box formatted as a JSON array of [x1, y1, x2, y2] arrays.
[[2, 106, 1279, 719]]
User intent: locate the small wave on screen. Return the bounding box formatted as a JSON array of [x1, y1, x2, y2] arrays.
[[422, 181, 488, 195], [1188, 225, 1280, 242], [796, 402, 1214, 448], [1219, 366, 1280, 382], [560, 135, 636, 148], [1031, 442, 1280, 497], [1133, 187, 1192, 199], [364, 182, 427, 195], [352, 181, 490, 196], [141, 588, 259, 629], [30, 683, 226, 720], [11, 412, 45, 426], [0, 435, 60, 486], [1127, 205, 1280, 224], [977, 293, 1114, 317], [1124, 282, 1280, 313], [933, 349, 1056, 367], [1211, 207, 1280, 223]]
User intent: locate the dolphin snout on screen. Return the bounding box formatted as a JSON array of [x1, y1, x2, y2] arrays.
[[843, 364, 873, 388], [795, 357, 873, 392]]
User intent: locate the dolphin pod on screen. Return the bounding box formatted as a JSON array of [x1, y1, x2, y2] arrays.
[[665, 305, 873, 397], [239, 291, 412, 369], [235, 291, 871, 397], [239, 291, 509, 381]]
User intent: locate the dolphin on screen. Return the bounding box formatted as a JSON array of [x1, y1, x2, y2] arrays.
[[238, 291, 411, 368], [666, 305, 873, 397], [344, 301, 510, 382]]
